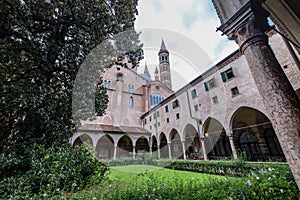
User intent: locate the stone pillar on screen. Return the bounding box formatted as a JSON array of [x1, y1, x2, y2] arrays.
[[228, 134, 238, 159], [157, 144, 160, 159], [212, 0, 300, 188], [132, 146, 136, 159], [113, 144, 117, 160], [168, 143, 172, 159], [200, 137, 208, 161], [149, 146, 152, 155], [234, 15, 300, 189], [182, 141, 186, 160]]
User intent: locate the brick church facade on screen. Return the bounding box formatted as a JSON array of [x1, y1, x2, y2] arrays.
[[71, 33, 300, 161]]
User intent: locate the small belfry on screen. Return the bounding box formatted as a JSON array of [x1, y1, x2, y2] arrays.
[[158, 39, 172, 89]]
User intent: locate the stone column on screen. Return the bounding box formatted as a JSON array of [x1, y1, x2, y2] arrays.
[[132, 145, 136, 159], [168, 143, 172, 159], [182, 141, 186, 160], [234, 15, 300, 189], [113, 144, 117, 160], [228, 134, 238, 159], [212, 0, 300, 189], [200, 137, 208, 161], [157, 144, 160, 159]]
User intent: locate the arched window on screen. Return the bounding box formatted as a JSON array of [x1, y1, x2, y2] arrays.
[[150, 93, 165, 107], [117, 73, 123, 81], [104, 80, 110, 89], [129, 96, 133, 108], [128, 85, 134, 93]]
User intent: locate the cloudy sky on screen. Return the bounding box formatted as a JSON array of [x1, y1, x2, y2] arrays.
[[134, 0, 239, 90]]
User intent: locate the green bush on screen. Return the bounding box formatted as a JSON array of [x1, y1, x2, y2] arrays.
[[0, 142, 108, 199], [66, 166, 300, 200], [152, 159, 292, 177]]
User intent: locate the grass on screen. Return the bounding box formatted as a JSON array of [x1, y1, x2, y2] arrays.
[[60, 165, 229, 199], [60, 164, 299, 200], [109, 165, 222, 184]]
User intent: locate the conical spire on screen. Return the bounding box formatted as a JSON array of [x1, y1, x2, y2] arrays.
[[143, 62, 150, 77], [160, 39, 167, 50], [158, 38, 169, 55]]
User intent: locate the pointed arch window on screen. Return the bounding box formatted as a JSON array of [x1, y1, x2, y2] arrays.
[[129, 96, 133, 108]]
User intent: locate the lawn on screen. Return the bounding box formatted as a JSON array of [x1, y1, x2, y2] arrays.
[[61, 164, 299, 200], [108, 165, 221, 184], [61, 165, 230, 199]]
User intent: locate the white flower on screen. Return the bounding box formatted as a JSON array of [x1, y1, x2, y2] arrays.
[[256, 176, 260, 180], [280, 189, 284, 193]]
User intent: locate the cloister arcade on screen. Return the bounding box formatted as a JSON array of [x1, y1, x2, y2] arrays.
[[72, 106, 286, 162]]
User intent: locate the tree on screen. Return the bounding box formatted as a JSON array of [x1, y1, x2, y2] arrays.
[[0, 0, 143, 177]]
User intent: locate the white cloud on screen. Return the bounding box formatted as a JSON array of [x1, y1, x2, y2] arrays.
[[135, 0, 238, 90]]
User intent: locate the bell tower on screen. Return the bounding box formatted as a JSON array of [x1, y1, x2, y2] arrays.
[[158, 39, 172, 89]]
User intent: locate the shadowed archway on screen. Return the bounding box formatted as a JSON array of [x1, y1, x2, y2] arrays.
[[202, 117, 231, 160], [136, 137, 149, 154], [117, 135, 133, 158], [170, 129, 183, 159], [183, 124, 201, 159], [159, 132, 168, 158], [231, 106, 285, 161], [73, 134, 93, 147], [96, 135, 114, 159]]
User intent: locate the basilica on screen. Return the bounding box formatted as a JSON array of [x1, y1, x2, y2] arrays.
[[71, 32, 300, 162]]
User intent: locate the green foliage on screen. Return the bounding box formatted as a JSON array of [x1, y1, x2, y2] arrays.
[[0, 0, 142, 152], [63, 165, 300, 200], [152, 159, 292, 177], [0, 0, 142, 198], [0, 142, 108, 199]]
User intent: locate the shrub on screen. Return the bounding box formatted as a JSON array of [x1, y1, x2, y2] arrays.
[[0, 142, 108, 199], [66, 166, 300, 200]]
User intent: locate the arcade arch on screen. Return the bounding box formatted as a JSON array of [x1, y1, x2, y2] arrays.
[[230, 106, 285, 161], [117, 135, 133, 158], [183, 124, 201, 159], [135, 137, 149, 154], [202, 117, 231, 160], [73, 134, 93, 146], [159, 132, 168, 158], [96, 135, 114, 159], [170, 129, 183, 159]]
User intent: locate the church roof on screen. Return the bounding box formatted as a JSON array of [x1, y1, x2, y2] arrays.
[[79, 124, 151, 134]]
